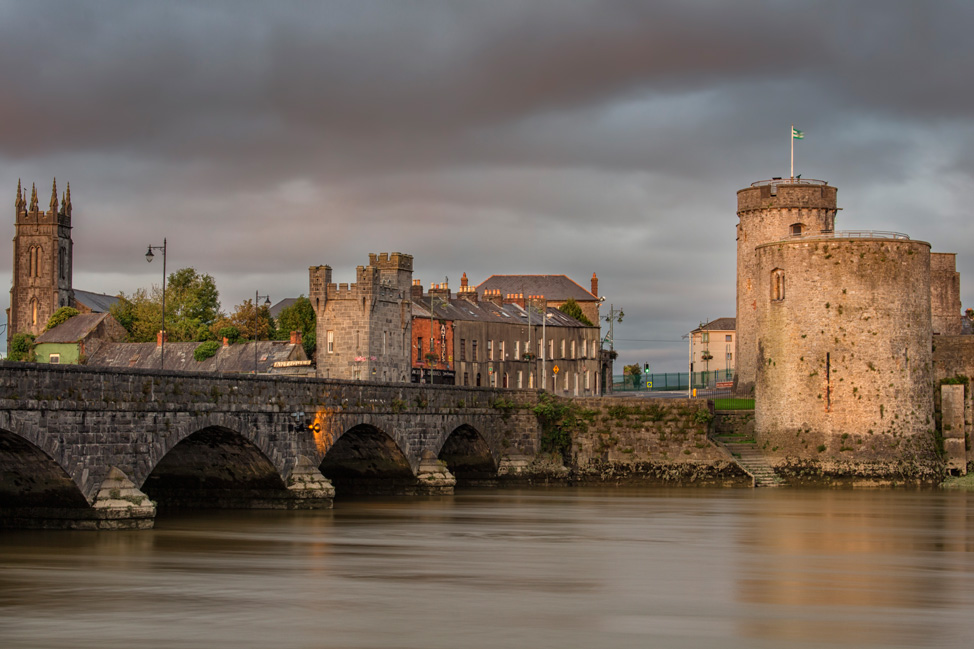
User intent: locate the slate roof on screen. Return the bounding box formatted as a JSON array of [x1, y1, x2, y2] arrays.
[[270, 297, 298, 318], [35, 313, 112, 344], [691, 317, 736, 333], [414, 296, 595, 328], [86, 340, 306, 373], [475, 275, 597, 301], [73, 289, 120, 313]]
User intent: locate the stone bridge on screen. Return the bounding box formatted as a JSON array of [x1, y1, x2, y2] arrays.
[[0, 363, 542, 529]]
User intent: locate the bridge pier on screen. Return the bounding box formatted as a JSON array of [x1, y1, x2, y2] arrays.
[[415, 450, 456, 495]]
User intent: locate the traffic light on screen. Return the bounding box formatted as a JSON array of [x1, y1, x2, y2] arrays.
[[644, 363, 650, 373]]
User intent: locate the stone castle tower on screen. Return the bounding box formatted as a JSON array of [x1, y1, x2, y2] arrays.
[[7, 179, 74, 345], [309, 252, 414, 382], [735, 179, 838, 391]]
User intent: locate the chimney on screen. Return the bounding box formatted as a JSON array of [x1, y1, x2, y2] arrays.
[[459, 285, 478, 303], [461, 272, 468, 288], [411, 278, 424, 301], [223, 337, 229, 347], [506, 293, 526, 308], [290, 330, 302, 345], [486, 289, 504, 307], [591, 272, 599, 298], [156, 330, 167, 347], [429, 282, 451, 300]]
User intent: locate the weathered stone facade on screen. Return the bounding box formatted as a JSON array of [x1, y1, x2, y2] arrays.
[[310, 253, 413, 382], [8, 179, 74, 345], [735, 180, 838, 391], [931, 252, 962, 335], [753, 236, 940, 479]]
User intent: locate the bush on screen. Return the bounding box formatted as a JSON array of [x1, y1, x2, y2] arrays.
[[45, 307, 79, 332], [218, 326, 240, 344], [8, 333, 35, 362], [193, 340, 221, 362]]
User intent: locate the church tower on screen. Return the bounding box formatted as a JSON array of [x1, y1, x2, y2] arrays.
[[8, 179, 74, 345]]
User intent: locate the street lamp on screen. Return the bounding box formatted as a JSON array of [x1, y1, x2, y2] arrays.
[[254, 291, 271, 374], [145, 238, 166, 370]]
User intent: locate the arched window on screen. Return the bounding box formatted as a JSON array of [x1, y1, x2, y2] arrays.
[[771, 268, 785, 301], [790, 223, 805, 237], [30, 298, 38, 325]]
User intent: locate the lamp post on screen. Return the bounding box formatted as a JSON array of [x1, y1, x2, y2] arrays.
[[145, 239, 167, 370], [254, 291, 271, 374]]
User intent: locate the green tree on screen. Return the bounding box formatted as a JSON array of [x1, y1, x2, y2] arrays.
[[558, 298, 594, 326], [212, 299, 272, 341], [273, 296, 316, 358], [8, 333, 35, 362], [623, 363, 642, 388], [45, 306, 80, 332], [111, 267, 220, 342]]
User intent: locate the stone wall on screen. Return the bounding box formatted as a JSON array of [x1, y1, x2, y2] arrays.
[[565, 398, 748, 485], [735, 180, 838, 391], [931, 252, 962, 335], [753, 237, 940, 481]]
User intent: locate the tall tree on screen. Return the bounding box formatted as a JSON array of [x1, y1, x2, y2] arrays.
[[212, 299, 273, 341], [111, 267, 221, 342], [273, 296, 316, 358]]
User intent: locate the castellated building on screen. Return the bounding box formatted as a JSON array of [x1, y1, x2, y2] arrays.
[[737, 177, 965, 478], [309, 253, 414, 382]]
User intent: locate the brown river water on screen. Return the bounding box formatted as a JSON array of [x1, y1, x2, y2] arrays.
[[1, 487, 973, 649]]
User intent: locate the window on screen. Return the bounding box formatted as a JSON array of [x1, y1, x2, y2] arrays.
[[515, 341, 520, 359], [463, 372, 469, 386], [30, 298, 38, 326], [460, 339, 466, 361], [725, 334, 732, 342], [771, 268, 785, 301], [560, 340, 565, 358], [49, 353, 60, 364], [529, 372, 534, 388], [726, 352, 733, 362], [416, 337, 423, 361], [327, 330, 335, 354], [571, 341, 575, 359], [702, 332, 709, 343], [500, 340, 505, 359], [472, 340, 478, 361], [518, 371, 523, 388], [582, 340, 587, 357], [487, 340, 493, 361], [790, 223, 805, 236], [585, 370, 590, 390], [549, 339, 553, 359], [476, 373, 482, 387]]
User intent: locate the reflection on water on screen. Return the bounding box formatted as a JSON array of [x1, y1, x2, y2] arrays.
[[1, 488, 972, 649]]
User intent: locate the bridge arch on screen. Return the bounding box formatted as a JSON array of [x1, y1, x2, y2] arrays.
[[437, 423, 498, 485], [0, 427, 89, 510], [141, 416, 290, 509], [320, 423, 415, 495]]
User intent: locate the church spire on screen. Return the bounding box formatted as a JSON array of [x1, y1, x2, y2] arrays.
[[15, 179, 23, 210], [64, 182, 72, 216], [50, 178, 58, 212], [29, 183, 38, 212]]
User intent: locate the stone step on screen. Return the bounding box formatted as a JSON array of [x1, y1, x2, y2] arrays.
[[711, 436, 783, 488]]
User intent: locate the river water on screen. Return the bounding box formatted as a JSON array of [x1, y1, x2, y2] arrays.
[[1, 487, 972, 649]]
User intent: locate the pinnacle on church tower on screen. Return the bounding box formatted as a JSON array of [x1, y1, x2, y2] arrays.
[[65, 182, 72, 216], [15, 179, 23, 210], [29, 183, 38, 212], [50, 178, 58, 212]]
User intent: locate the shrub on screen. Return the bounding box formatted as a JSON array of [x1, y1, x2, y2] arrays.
[[8, 333, 35, 362], [218, 326, 240, 344], [193, 340, 220, 362], [45, 307, 79, 332]]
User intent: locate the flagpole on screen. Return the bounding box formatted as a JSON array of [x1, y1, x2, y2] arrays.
[[790, 123, 794, 179]]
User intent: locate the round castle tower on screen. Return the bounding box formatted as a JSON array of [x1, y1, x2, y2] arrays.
[[736, 179, 838, 392], [753, 234, 937, 469]]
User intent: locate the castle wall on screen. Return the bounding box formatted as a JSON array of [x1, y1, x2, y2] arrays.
[[930, 252, 961, 335], [753, 237, 938, 475], [735, 181, 837, 391], [310, 254, 413, 382]]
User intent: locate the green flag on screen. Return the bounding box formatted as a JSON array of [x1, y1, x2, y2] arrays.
[[792, 127, 804, 139]]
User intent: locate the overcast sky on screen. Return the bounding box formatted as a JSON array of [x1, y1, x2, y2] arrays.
[[3, 0, 973, 371]]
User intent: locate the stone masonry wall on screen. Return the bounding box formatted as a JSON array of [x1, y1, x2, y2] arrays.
[[754, 237, 940, 481], [736, 181, 838, 391], [567, 397, 748, 485], [931, 252, 961, 335]]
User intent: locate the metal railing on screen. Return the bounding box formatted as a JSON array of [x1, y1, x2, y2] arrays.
[[789, 229, 910, 241], [750, 178, 828, 187]]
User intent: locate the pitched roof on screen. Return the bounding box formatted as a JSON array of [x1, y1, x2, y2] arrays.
[[475, 275, 597, 302], [414, 295, 595, 328], [35, 313, 112, 344], [86, 340, 306, 373], [691, 317, 736, 333], [73, 289, 119, 313], [270, 297, 299, 318]]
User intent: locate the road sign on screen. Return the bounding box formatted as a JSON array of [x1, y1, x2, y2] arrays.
[[553, 365, 560, 374]]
